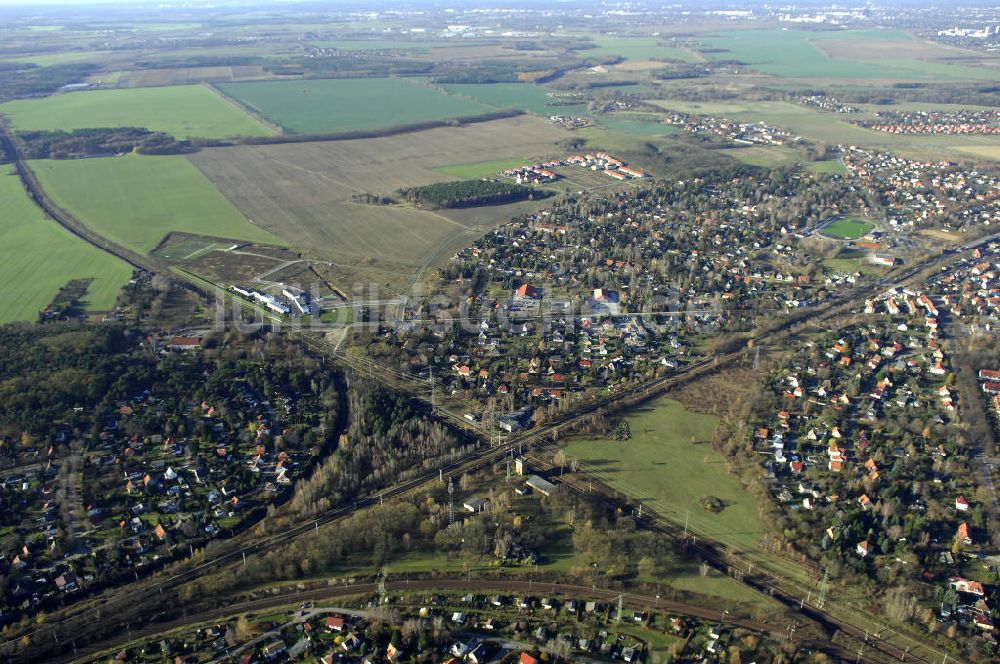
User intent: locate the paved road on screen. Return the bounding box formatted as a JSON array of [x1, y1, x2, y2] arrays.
[[11, 246, 972, 663], [974, 453, 999, 515], [4, 120, 989, 663], [205, 605, 370, 664]]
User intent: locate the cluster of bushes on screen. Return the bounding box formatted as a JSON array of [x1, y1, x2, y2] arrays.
[[18, 127, 193, 159]]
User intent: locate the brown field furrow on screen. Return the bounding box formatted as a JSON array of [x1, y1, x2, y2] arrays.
[[188, 115, 567, 292]]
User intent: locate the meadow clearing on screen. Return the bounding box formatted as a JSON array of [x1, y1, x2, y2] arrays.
[[573, 124, 685, 158], [718, 145, 801, 168], [217, 78, 497, 135], [0, 169, 132, 323], [31, 154, 282, 254], [805, 158, 849, 175], [822, 249, 889, 276], [0, 84, 274, 139], [189, 115, 567, 291], [561, 397, 766, 553], [598, 112, 683, 137]]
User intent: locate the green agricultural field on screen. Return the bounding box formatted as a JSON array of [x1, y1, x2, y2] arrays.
[[0, 85, 273, 139], [649, 98, 1000, 159], [217, 78, 496, 135], [134, 45, 291, 62], [954, 145, 1000, 162], [702, 29, 1000, 81], [0, 50, 113, 66], [562, 397, 766, 553], [822, 217, 874, 239], [580, 36, 702, 63], [441, 83, 587, 117], [599, 113, 682, 136], [309, 39, 460, 50], [0, 169, 132, 323], [591, 83, 658, 96], [434, 158, 533, 178], [31, 155, 282, 254], [650, 99, 757, 115]]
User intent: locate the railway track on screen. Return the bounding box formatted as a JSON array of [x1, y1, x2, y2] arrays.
[[520, 447, 948, 664], [54, 579, 874, 664], [5, 269, 965, 661], [1, 121, 986, 662]]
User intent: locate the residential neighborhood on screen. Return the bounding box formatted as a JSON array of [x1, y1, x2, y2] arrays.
[[0, 330, 340, 619], [853, 109, 1000, 135], [90, 590, 796, 664]]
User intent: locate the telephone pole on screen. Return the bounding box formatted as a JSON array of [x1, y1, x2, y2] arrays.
[[817, 566, 829, 609], [429, 365, 435, 411], [447, 477, 455, 527]]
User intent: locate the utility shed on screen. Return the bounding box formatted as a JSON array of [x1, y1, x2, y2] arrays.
[[525, 475, 557, 496]]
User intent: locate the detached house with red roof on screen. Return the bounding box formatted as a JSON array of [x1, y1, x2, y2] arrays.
[[957, 522, 973, 546]]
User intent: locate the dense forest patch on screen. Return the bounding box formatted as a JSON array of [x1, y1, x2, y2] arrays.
[[399, 179, 549, 209]]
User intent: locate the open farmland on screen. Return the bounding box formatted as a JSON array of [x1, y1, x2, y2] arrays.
[[0, 169, 132, 323], [31, 155, 283, 254], [0, 85, 274, 139], [118, 65, 273, 87], [648, 98, 1000, 160], [440, 83, 587, 116], [813, 29, 993, 63], [308, 38, 461, 50], [702, 29, 1000, 81], [580, 36, 702, 63], [189, 115, 566, 291], [0, 49, 114, 66], [434, 158, 533, 179], [216, 78, 497, 135], [562, 397, 766, 552]]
